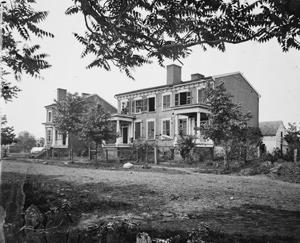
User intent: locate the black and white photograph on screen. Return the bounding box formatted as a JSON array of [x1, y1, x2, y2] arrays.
[[0, 0, 300, 242]]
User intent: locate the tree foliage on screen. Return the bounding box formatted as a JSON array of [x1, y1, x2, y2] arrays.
[[284, 122, 300, 161], [201, 82, 255, 167], [54, 93, 87, 160], [68, 0, 300, 78], [80, 103, 115, 160], [177, 134, 196, 162], [15, 131, 36, 152], [1, 116, 16, 145], [1, 0, 53, 102]]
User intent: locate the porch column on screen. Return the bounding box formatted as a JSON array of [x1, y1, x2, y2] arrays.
[[52, 127, 56, 147], [116, 120, 122, 144], [174, 114, 178, 136], [196, 112, 201, 137]]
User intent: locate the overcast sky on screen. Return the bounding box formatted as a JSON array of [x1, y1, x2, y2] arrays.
[[3, 1, 300, 138]]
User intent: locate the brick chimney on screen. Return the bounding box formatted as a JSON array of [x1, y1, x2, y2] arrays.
[[167, 64, 182, 85], [57, 88, 67, 101], [191, 73, 205, 80]]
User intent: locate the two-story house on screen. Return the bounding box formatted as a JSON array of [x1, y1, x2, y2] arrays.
[[43, 88, 117, 151], [110, 64, 260, 149]]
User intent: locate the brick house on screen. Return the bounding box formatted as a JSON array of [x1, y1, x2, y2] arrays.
[[110, 64, 260, 149], [43, 88, 117, 150]]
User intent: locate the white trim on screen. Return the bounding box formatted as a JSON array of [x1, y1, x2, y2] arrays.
[[147, 94, 156, 98], [133, 96, 143, 101], [175, 89, 189, 93], [161, 118, 171, 138], [162, 93, 171, 110], [146, 119, 156, 140]]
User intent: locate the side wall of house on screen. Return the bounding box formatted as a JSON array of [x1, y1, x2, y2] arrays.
[[215, 74, 259, 127]]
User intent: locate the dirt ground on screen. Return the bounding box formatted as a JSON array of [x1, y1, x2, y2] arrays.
[[1, 160, 300, 241]]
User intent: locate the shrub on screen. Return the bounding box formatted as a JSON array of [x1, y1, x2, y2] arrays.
[[177, 135, 196, 162]]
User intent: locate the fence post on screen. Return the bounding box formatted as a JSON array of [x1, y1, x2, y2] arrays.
[[145, 144, 148, 163], [294, 149, 298, 163], [154, 146, 158, 165], [106, 149, 108, 162]]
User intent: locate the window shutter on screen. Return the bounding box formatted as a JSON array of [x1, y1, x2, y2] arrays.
[[187, 92, 191, 104], [175, 94, 179, 106], [142, 98, 147, 111], [131, 100, 135, 113]]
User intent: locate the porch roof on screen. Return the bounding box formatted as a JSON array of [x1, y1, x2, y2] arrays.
[[110, 113, 134, 122], [173, 104, 210, 115]]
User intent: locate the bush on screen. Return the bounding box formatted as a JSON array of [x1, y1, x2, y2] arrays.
[[177, 135, 196, 162]]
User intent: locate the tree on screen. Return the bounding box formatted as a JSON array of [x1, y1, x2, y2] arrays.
[[80, 103, 115, 161], [54, 93, 87, 161], [67, 0, 300, 78], [284, 122, 300, 161], [201, 83, 252, 169], [1, 116, 16, 145], [15, 131, 36, 153], [1, 0, 54, 102]]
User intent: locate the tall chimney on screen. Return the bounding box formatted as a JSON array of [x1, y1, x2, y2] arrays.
[[167, 64, 182, 85], [191, 73, 205, 80], [57, 88, 67, 101]]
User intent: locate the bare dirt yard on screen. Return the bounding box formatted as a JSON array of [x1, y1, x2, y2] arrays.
[[1, 160, 300, 242]]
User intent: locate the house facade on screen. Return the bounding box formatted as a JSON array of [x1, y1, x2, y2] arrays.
[[110, 64, 260, 148], [259, 121, 288, 154], [43, 88, 117, 150]]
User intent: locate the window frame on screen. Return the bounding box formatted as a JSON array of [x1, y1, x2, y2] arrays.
[[175, 90, 191, 106], [134, 99, 143, 113], [161, 118, 171, 138], [147, 96, 156, 112], [146, 119, 156, 140], [162, 93, 171, 110], [134, 120, 142, 140]]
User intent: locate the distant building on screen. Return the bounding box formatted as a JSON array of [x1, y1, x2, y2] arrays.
[[43, 88, 117, 150], [111, 64, 260, 149], [259, 121, 288, 154]]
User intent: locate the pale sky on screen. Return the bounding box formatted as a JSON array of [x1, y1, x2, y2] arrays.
[[3, 0, 300, 138]]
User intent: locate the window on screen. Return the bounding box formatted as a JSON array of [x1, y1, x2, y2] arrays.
[[121, 101, 129, 114], [162, 94, 171, 109], [162, 119, 171, 137], [47, 129, 52, 144], [135, 99, 143, 113], [197, 89, 206, 104], [147, 120, 155, 139], [178, 118, 187, 136], [48, 111, 52, 122], [148, 97, 155, 112], [175, 92, 191, 106], [135, 122, 142, 139]]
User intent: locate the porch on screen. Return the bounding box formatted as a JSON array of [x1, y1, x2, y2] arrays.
[[173, 106, 213, 147]]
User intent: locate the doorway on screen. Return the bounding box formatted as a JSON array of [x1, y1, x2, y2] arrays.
[[122, 127, 128, 144]]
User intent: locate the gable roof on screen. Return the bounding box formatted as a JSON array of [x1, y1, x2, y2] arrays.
[[259, 121, 284, 136]]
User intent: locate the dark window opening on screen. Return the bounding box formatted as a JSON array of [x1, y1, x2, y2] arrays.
[[135, 122, 141, 139], [148, 97, 155, 111]]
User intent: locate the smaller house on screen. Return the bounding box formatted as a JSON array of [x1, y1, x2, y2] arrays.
[[259, 121, 288, 154], [43, 88, 117, 152]]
